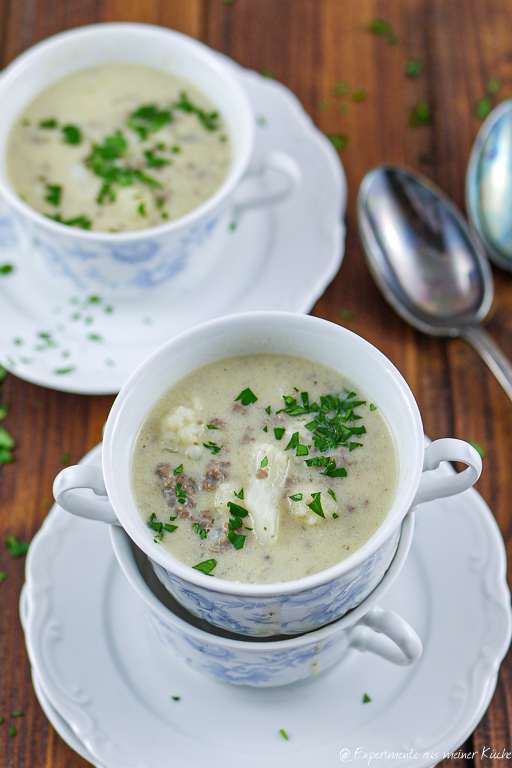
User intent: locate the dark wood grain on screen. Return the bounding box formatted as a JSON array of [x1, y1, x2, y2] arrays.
[[1, 2, 512, 766]]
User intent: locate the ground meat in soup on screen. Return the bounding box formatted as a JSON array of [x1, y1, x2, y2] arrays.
[[131, 354, 399, 584]]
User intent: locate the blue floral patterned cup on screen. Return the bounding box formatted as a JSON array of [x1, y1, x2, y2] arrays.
[[53, 313, 482, 636], [0, 24, 299, 296], [110, 511, 422, 687]]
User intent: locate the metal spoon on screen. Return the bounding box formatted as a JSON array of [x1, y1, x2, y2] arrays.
[[357, 165, 512, 400], [466, 98, 512, 271]]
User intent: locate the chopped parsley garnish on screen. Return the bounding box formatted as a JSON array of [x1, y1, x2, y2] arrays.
[[144, 149, 171, 168], [370, 403, 377, 411], [127, 105, 172, 140], [260, 456, 268, 468], [138, 203, 147, 217], [285, 431, 299, 451], [227, 530, 246, 549], [173, 92, 220, 131], [234, 488, 244, 499], [265, 405, 271, 415], [46, 213, 92, 229], [235, 388, 258, 405], [296, 444, 309, 456], [332, 513, 339, 519], [328, 488, 337, 501], [279, 729, 289, 740], [163, 523, 179, 533], [363, 693, 371, 703], [176, 482, 187, 503], [193, 559, 217, 574], [307, 492, 325, 518], [61, 124, 81, 145], [5, 534, 29, 558], [203, 440, 223, 454], [45, 184, 62, 206], [274, 427, 285, 440], [207, 424, 219, 430], [174, 464, 183, 475], [263, 426, 268, 432], [227, 501, 249, 518], [289, 493, 303, 502], [85, 129, 161, 204], [0, 264, 14, 275], [39, 119, 58, 129]]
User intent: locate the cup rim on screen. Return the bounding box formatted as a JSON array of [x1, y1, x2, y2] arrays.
[[0, 22, 255, 241], [102, 311, 425, 596], [110, 510, 415, 650]]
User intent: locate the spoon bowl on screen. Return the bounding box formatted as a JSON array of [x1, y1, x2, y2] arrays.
[[467, 99, 512, 271], [358, 165, 512, 400]]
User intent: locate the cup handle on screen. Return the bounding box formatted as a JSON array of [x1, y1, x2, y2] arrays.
[[53, 465, 120, 525], [412, 438, 482, 506], [348, 605, 423, 666], [231, 149, 301, 216]]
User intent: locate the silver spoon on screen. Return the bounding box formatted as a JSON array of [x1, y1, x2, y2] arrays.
[[466, 98, 512, 271], [357, 165, 512, 400]]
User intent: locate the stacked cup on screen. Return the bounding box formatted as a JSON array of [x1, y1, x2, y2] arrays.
[[53, 312, 482, 686]]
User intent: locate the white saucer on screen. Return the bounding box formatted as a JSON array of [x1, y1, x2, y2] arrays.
[[0, 59, 345, 395], [21, 444, 511, 768]]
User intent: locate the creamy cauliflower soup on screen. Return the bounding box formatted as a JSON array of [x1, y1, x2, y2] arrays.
[[131, 354, 399, 584], [7, 64, 231, 232]]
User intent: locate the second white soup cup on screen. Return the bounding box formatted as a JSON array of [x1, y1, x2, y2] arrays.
[[53, 312, 482, 636]]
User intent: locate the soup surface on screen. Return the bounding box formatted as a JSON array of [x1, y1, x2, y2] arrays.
[[7, 63, 231, 232], [131, 354, 399, 583]]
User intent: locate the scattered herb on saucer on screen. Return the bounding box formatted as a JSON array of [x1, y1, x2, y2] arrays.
[[279, 729, 289, 740], [0, 264, 14, 275], [370, 404, 377, 411], [5, 534, 29, 558], [363, 693, 372, 703], [171, 696, 181, 701], [54, 366, 75, 375]]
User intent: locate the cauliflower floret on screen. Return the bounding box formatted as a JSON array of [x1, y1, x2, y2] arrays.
[[160, 399, 205, 459], [245, 443, 289, 546], [214, 482, 239, 522], [287, 485, 338, 526]]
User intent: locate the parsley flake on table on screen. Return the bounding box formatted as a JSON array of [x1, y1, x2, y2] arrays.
[[5, 534, 29, 558], [0, 572, 6, 585], [331, 80, 350, 96], [403, 58, 424, 79], [351, 87, 368, 103], [409, 97, 432, 127], [469, 439, 487, 458], [328, 133, 350, 151]]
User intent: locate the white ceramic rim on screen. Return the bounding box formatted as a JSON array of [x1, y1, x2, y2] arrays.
[[102, 311, 424, 596], [0, 22, 254, 241], [110, 510, 415, 652]]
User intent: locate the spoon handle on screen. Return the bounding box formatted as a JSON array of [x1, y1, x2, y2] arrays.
[[460, 325, 512, 400]]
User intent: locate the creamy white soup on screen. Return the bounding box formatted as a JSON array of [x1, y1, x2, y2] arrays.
[[7, 63, 231, 232], [131, 354, 399, 584]]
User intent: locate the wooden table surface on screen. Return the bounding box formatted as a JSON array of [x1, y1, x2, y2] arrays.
[[1, 1, 512, 766]]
